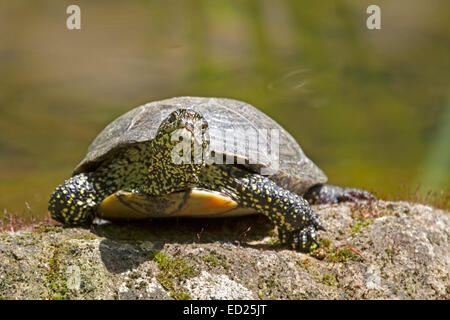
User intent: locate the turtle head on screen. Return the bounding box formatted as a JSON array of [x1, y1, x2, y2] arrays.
[[158, 109, 208, 137], [150, 109, 210, 193], [156, 108, 209, 160]]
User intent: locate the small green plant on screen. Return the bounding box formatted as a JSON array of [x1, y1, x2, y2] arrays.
[[327, 246, 362, 263], [153, 252, 197, 300], [319, 273, 336, 286], [203, 250, 230, 270], [46, 243, 69, 300]]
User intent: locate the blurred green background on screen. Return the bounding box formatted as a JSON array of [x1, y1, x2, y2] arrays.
[[0, 0, 449, 221]]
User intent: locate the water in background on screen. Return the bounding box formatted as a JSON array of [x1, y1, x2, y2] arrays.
[[0, 0, 449, 221]]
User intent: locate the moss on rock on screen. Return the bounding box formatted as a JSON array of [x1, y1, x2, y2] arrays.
[[0, 201, 448, 299]]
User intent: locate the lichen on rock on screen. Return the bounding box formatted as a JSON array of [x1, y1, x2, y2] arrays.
[[0, 201, 448, 300]]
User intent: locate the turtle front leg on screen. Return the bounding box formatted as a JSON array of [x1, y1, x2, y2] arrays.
[[48, 172, 108, 226], [239, 174, 325, 251], [203, 166, 325, 251], [304, 184, 375, 205]]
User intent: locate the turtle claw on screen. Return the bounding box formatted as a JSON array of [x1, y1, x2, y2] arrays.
[[295, 225, 320, 250], [279, 225, 323, 252], [311, 215, 326, 231]]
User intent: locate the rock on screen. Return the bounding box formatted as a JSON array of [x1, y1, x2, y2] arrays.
[[184, 271, 256, 300], [0, 201, 448, 300]]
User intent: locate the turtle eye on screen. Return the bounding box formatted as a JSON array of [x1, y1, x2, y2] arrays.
[[167, 112, 178, 123]]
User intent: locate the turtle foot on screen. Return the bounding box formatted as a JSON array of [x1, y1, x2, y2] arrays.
[[279, 225, 321, 252], [304, 184, 375, 205]]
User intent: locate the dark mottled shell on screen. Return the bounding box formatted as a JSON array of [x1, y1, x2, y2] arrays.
[[73, 97, 327, 195]]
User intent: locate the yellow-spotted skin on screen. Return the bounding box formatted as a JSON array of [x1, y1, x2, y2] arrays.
[[48, 173, 100, 225], [199, 165, 325, 249], [49, 109, 208, 226]]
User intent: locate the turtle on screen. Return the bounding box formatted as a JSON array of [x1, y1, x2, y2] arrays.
[[49, 96, 374, 250]]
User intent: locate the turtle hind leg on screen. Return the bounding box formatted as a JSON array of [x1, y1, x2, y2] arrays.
[[304, 184, 375, 205], [48, 172, 107, 226]]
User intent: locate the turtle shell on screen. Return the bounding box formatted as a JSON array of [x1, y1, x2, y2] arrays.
[[97, 188, 255, 220], [73, 96, 327, 198]]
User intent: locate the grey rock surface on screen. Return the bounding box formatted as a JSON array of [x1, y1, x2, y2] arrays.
[[0, 201, 448, 300]]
